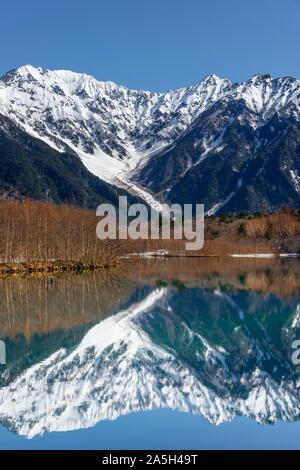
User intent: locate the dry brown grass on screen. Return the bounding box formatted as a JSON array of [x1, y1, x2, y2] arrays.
[[245, 211, 300, 239], [133, 233, 275, 256], [0, 200, 299, 271], [0, 199, 129, 267]]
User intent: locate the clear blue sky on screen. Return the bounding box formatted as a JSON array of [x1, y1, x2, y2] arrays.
[[0, 0, 299, 91]]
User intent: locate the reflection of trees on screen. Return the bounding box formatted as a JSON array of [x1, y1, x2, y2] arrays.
[[123, 257, 300, 297], [0, 272, 135, 339], [0, 257, 299, 340]]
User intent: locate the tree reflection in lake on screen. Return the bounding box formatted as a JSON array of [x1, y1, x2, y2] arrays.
[[0, 258, 300, 438]]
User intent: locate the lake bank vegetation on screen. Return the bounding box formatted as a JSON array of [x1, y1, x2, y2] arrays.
[[135, 209, 300, 257], [0, 199, 299, 275], [0, 199, 129, 274]]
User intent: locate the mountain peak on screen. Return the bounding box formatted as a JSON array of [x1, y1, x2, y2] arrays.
[[250, 73, 272, 82], [1, 65, 300, 215], [201, 73, 228, 85], [12, 64, 45, 78]]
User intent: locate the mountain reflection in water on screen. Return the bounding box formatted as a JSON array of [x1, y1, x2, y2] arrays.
[[0, 258, 300, 438]]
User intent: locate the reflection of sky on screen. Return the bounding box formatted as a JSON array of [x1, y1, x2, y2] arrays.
[[0, 410, 299, 450]]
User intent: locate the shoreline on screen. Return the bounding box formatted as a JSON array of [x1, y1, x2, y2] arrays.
[[0, 259, 120, 277], [123, 251, 300, 260], [0, 251, 299, 278]]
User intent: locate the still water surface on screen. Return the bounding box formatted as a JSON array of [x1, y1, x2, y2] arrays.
[[0, 257, 300, 449]]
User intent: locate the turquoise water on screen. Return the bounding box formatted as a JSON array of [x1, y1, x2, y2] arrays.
[[0, 259, 300, 450]]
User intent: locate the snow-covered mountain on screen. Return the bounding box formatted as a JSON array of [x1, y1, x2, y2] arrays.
[[1, 65, 300, 212], [1, 287, 300, 438], [0, 66, 229, 182], [136, 74, 300, 213]]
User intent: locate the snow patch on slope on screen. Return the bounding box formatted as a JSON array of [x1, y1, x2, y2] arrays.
[[1, 66, 300, 210]]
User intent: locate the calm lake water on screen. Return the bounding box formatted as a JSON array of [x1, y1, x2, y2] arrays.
[[0, 257, 300, 450]]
